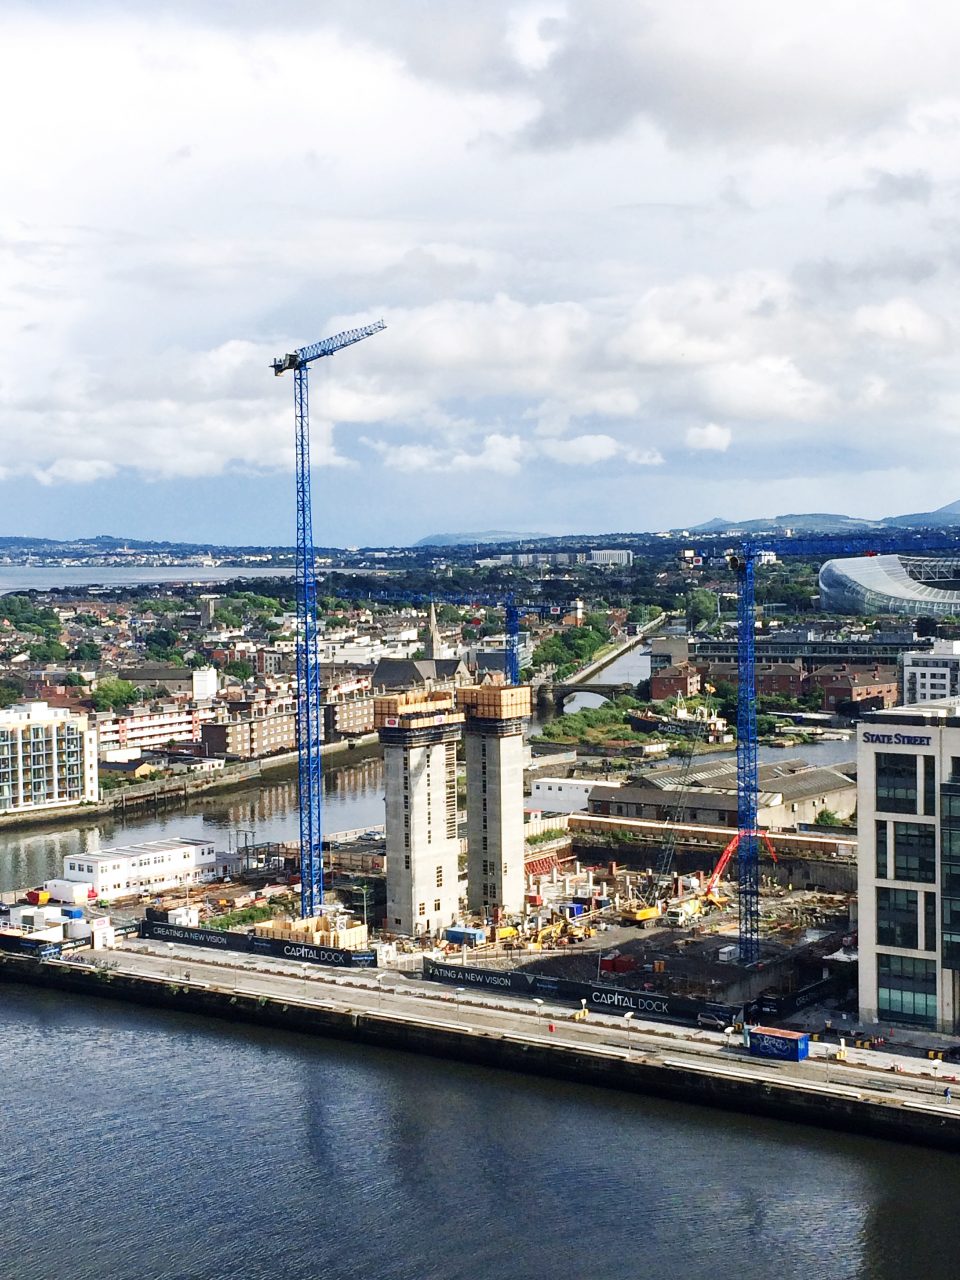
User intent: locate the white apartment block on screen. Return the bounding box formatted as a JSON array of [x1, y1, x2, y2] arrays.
[[589, 549, 634, 567], [857, 701, 960, 1033], [902, 641, 960, 705], [62, 837, 229, 901], [0, 702, 98, 814], [376, 692, 463, 936]]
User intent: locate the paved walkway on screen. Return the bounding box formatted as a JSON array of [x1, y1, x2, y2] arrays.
[[57, 940, 960, 1118]]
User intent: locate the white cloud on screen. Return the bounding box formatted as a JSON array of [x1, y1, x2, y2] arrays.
[[854, 298, 948, 348], [698, 357, 833, 421], [5, 4, 960, 538], [540, 434, 621, 465], [685, 423, 731, 452]]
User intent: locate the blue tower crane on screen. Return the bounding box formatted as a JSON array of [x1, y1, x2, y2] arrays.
[[272, 319, 386, 919], [725, 529, 960, 964]]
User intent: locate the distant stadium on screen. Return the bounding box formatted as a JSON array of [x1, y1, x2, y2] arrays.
[[819, 554, 960, 617]]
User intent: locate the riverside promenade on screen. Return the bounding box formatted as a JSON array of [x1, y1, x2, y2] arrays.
[[4, 939, 960, 1151]]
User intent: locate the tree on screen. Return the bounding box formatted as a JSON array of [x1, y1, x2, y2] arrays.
[[224, 660, 253, 681], [90, 679, 140, 712], [70, 641, 101, 662], [686, 589, 718, 628], [28, 639, 68, 663], [64, 672, 88, 687], [0, 680, 21, 710], [814, 809, 840, 827]]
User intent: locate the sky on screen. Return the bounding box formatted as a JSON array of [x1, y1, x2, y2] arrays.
[[6, 2, 960, 546]]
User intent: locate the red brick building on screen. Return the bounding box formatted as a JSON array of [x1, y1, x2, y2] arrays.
[[699, 661, 805, 699], [650, 662, 701, 701], [808, 664, 899, 712]]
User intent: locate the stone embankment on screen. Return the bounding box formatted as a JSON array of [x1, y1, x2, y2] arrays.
[[3, 950, 959, 1153]]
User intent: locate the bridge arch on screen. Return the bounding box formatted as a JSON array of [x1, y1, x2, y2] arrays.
[[553, 681, 636, 712]]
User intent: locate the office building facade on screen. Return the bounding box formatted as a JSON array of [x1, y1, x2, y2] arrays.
[[858, 702, 960, 1032]]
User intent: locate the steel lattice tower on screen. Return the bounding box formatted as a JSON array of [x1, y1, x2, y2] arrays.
[[273, 320, 386, 918]]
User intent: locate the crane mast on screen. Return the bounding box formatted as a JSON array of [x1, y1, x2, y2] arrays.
[[728, 529, 960, 964], [273, 319, 385, 919]]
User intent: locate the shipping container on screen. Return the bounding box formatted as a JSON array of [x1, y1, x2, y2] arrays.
[[25, 890, 50, 906], [60, 906, 84, 920], [444, 926, 487, 947], [747, 1027, 810, 1062]]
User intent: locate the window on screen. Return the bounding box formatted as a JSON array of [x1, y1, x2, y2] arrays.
[[875, 822, 888, 879], [924, 756, 937, 815], [418, 903, 425, 916], [876, 753, 917, 814], [877, 953, 937, 1027], [404, 855, 410, 870], [893, 823, 936, 883], [436, 866, 443, 888], [925, 892, 937, 953], [433, 899, 440, 912], [876, 887, 918, 949]]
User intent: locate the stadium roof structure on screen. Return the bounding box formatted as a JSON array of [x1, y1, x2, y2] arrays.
[[820, 554, 960, 616]]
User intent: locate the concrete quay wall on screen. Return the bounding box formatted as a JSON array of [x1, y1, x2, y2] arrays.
[[3, 953, 959, 1153]]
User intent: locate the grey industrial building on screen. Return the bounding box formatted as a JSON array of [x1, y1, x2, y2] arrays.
[[588, 757, 856, 829]]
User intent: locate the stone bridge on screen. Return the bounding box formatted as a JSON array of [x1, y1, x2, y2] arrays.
[[540, 681, 638, 712]]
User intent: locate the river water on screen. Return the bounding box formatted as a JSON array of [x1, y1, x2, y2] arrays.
[[1, 644, 941, 1277], [0, 565, 294, 593], [0, 982, 957, 1280], [0, 755, 385, 895]]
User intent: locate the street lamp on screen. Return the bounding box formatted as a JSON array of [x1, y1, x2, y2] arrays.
[[356, 882, 372, 931], [623, 1011, 634, 1057], [534, 997, 544, 1028], [376, 973, 386, 1011], [580, 998, 588, 1018], [455, 986, 466, 1025]]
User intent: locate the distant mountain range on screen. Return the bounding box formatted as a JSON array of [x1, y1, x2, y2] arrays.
[[412, 531, 546, 547], [688, 499, 960, 536]]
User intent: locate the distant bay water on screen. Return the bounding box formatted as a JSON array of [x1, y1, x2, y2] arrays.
[[0, 565, 294, 594]]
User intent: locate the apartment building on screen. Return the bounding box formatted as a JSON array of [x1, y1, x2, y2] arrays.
[[902, 641, 960, 705], [95, 700, 216, 757], [0, 702, 98, 814], [200, 694, 296, 759]]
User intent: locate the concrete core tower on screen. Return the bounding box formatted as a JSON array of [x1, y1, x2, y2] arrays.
[[457, 685, 531, 916], [376, 691, 464, 937]]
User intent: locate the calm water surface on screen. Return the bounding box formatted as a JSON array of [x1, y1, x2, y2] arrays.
[[0, 565, 294, 593], [0, 755, 385, 894], [0, 985, 956, 1280]]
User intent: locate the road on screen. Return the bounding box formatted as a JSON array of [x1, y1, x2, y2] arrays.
[[52, 939, 960, 1119]]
